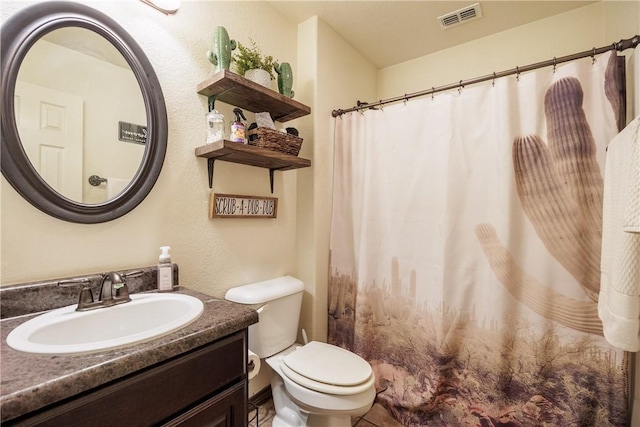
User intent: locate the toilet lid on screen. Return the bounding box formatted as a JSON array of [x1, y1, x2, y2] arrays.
[[282, 341, 372, 387], [280, 360, 375, 395]]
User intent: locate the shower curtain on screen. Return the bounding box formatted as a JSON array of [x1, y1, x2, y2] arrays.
[[329, 51, 630, 426]]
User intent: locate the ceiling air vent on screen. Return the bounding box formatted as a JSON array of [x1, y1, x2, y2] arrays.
[[437, 3, 482, 29]]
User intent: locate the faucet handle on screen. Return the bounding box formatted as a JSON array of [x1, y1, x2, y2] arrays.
[[122, 270, 143, 279], [117, 270, 142, 299], [58, 278, 96, 310]]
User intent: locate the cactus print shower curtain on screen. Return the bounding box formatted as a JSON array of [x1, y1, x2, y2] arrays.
[[329, 51, 630, 426]]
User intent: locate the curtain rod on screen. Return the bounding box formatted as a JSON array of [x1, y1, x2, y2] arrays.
[[331, 35, 639, 118]]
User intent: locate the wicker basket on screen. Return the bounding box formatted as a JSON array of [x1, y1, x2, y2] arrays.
[[247, 127, 303, 156]]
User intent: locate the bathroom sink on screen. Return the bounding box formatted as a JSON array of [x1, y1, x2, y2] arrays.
[[6, 293, 204, 355]]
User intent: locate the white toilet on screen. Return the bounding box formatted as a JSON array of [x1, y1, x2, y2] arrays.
[[225, 276, 376, 427]]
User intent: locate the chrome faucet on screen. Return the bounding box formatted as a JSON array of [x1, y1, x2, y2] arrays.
[[58, 270, 141, 311]]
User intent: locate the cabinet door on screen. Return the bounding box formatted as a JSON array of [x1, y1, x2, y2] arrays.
[[163, 381, 247, 427]]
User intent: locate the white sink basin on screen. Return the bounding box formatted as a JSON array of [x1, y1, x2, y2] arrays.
[[6, 293, 204, 355]]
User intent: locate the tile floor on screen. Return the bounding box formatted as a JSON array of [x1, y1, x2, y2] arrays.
[[248, 399, 403, 427]]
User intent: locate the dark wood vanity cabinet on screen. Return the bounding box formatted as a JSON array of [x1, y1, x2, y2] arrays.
[[8, 331, 248, 427]]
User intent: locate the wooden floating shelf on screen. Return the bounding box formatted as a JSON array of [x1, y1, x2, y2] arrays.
[[195, 140, 311, 170], [197, 70, 311, 122]]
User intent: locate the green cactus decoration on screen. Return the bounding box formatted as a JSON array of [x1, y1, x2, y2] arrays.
[[207, 26, 236, 73], [274, 62, 294, 98], [476, 55, 622, 336]]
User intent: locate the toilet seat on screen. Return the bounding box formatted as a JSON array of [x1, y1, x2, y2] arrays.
[[280, 341, 374, 395]]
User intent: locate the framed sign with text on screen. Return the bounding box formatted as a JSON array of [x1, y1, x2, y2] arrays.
[[210, 193, 278, 218], [118, 121, 147, 145]]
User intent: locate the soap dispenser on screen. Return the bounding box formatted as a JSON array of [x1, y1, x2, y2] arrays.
[[157, 246, 174, 292], [230, 108, 247, 144]]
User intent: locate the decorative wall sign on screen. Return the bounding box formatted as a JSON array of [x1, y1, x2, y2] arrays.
[[210, 193, 278, 218], [118, 121, 147, 145]]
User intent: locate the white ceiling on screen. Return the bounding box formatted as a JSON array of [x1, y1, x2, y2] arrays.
[[267, 1, 597, 69], [43, 28, 130, 69]]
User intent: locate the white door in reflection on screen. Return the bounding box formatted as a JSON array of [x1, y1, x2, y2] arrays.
[[15, 81, 83, 201]]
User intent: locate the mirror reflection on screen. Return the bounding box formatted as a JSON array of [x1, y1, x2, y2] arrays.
[[15, 27, 146, 204]]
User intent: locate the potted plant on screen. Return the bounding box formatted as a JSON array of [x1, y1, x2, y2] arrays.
[[233, 39, 276, 88]]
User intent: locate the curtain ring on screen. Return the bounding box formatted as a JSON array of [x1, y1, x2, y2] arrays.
[[403, 94, 408, 106], [458, 80, 463, 93], [591, 47, 597, 64], [431, 87, 435, 100], [492, 72, 496, 87], [552, 57, 557, 73], [516, 66, 520, 81]]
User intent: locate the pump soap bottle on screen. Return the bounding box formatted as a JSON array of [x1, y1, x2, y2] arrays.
[[157, 246, 174, 292], [230, 108, 247, 144]]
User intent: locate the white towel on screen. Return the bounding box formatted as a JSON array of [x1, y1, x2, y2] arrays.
[[598, 115, 640, 352], [623, 122, 640, 233], [106, 177, 130, 199]]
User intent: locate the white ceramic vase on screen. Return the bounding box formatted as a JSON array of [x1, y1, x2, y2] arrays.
[[244, 69, 271, 88]]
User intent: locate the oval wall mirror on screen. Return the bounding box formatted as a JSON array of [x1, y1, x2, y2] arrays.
[[1, 1, 167, 223]]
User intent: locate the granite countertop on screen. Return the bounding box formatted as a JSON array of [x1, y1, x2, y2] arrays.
[[0, 287, 258, 423]]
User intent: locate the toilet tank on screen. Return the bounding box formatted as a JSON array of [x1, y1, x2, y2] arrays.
[[225, 276, 304, 358]]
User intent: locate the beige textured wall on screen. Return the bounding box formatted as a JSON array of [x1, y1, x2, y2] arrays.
[[295, 16, 377, 345], [1, 1, 301, 299]]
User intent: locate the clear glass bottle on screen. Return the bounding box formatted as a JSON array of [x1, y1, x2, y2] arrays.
[[206, 109, 225, 144]]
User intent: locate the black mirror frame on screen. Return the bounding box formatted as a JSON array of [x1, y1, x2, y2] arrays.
[[1, 1, 167, 223]]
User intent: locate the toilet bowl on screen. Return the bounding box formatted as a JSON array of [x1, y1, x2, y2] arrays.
[[266, 343, 376, 426], [224, 276, 376, 427]]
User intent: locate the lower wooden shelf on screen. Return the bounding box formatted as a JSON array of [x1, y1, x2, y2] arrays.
[[195, 140, 311, 192]]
